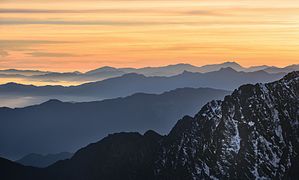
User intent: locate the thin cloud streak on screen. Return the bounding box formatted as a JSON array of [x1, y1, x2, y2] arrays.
[[0, 50, 9, 57], [0, 39, 76, 52], [0, 40, 70, 45], [26, 52, 77, 57], [0, 8, 217, 15], [1, 19, 297, 26], [0, 20, 162, 26], [0, 40, 73, 52]]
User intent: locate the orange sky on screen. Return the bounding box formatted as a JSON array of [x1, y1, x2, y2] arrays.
[[0, 0, 299, 72]]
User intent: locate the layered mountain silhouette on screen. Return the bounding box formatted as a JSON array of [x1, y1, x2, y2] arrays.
[[0, 68, 285, 107], [262, 64, 299, 74], [16, 152, 73, 168], [0, 71, 298, 180], [0, 69, 50, 76], [0, 62, 297, 84], [0, 87, 229, 160]]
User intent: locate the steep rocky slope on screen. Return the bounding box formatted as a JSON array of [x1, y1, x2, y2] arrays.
[[155, 71, 299, 179]]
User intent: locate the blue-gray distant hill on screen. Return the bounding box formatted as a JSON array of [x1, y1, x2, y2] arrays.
[[0, 87, 229, 160], [16, 152, 73, 168], [0, 68, 285, 107]]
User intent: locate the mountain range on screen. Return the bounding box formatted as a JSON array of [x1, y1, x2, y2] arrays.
[[0, 87, 229, 160], [0, 62, 298, 85], [0, 67, 285, 107], [0, 71, 298, 180]]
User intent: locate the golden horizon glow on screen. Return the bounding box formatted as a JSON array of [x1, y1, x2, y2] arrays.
[[1, 0, 299, 72]]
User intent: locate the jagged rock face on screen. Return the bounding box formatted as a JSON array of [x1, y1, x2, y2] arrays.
[[155, 71, 299, 179]]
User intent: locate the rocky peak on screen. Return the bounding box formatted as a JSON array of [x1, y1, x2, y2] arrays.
[[155, 71, 299, 179], [281, 71, 299, 82]]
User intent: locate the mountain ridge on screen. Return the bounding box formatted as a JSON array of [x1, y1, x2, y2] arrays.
[[0, 71, 298, 180], [0, 87, 230, 159], [154, 71, 299, 179], [0, 68, 286, 107], [0, 62, 297, 86]]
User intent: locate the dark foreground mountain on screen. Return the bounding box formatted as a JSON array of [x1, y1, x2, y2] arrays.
[[0, 68, 285, 107], [16, 152, 73, 168], [1, 71, 298, 179], [153, 71, 299, 179], [0, 87, 229, 160]]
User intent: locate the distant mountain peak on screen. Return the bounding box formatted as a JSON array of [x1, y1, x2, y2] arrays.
[[121, 73, 146, 78], [143, 130, 162, 139], [218, 67, 238, 72], [282, 70, 299, 81], [181, 70, 196, 74], [85, 66, 119, 74], [42, 99, 63, 105], [222, 61, 240, 65], [16, 152, 73, 168], [3, 82, 20, 86], [97, 66, 116, 70], [167, 63, 195, 67]]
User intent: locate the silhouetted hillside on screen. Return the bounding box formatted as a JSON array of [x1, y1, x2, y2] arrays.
[[0, 157, 41, 180]]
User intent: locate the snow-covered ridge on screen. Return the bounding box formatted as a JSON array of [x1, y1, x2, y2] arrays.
[[155, 71, 299, 179]]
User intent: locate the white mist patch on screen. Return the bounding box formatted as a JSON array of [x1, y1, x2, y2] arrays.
[[0, 95, 99, 108]]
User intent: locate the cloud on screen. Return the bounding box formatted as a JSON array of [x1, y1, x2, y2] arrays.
[[0, 50, 9, 57], [0, 8, 117, 14], [0, 19, 152, 26], [185, 10, 221, 16], [0, 8, 218, 16], [26, 52, 77, 57], [0, 40, 70, 51], [1, 17, 295, 26], [0, 40, 68, 46]]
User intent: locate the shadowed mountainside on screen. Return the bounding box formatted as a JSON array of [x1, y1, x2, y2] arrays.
[[0, 87, 229, 160]]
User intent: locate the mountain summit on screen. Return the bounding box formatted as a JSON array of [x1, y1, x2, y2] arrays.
[[155, 71, 299, 179], [0, 71, 298, 180]]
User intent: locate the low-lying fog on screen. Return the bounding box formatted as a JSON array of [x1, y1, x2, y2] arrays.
[[0, 95, 100, 108]]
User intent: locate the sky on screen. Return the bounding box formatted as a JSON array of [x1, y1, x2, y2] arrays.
[[1, 0, 299, 72]]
